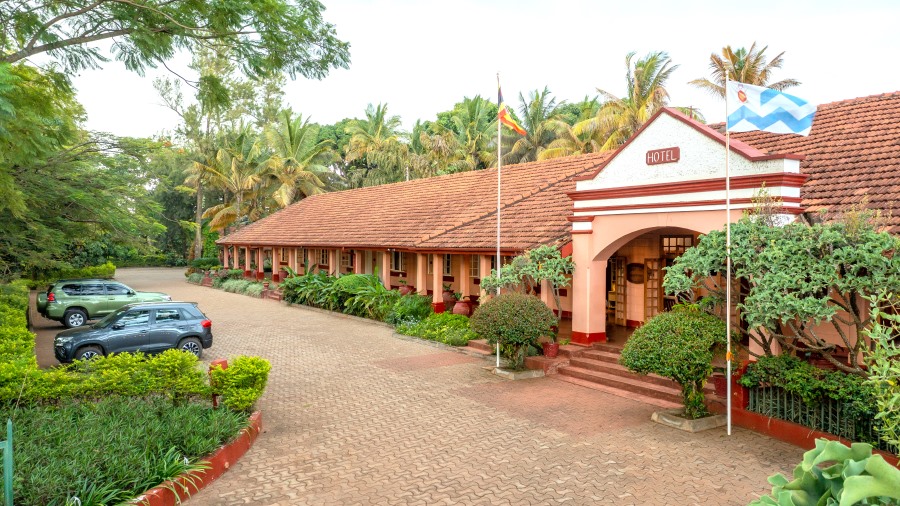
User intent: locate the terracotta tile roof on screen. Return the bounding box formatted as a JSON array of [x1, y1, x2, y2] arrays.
[[218, 152, 611, 252], [715, 92, 900, 232]]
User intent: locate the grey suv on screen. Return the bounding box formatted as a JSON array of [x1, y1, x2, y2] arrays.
[[54, 302, 213, 363]]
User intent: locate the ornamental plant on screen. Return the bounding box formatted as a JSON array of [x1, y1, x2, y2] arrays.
[[749, 439, 900, 506], [209, 356, 272, 412], [864, 292, 900, 454], [469, 293, 556, 369], [620, 305, 726, 419], [665, 206, 900, 376]]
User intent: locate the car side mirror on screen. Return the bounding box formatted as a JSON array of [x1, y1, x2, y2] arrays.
[[128, 290, 136, 296], [112, 323, 124, 330]]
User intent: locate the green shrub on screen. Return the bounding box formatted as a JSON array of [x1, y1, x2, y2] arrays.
[[386, 294, 433, 326], [749, 438, 900, 506], [0, 283, 28, 311], [21, 262, 117, 289], [221, 279, 251, 294], [209, 356, 271, 411], [187, 272, 203, 284], [620, 305, 726, 419], [1, 396, 247, 506], [397, 312, 476, 346], [190, 257, 220, 270], [469, 293, 556, 369], [243, 282, 265, 297]]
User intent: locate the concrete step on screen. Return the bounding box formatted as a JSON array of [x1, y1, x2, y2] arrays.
[[466, 339, 494, 355], [578, 349, 622, 365], [552, 375, 682, 410], [557, 365, 685, 405], [568, 357, 681, 389], [591, 342, 626, 354]]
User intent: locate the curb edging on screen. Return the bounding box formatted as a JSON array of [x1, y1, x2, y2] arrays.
[[133, 411, 263, 505]]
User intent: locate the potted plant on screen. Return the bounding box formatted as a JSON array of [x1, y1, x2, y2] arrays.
[[398, 279, 415, 295], [441, 283, 456, 312], [451, 292, 471, 316]]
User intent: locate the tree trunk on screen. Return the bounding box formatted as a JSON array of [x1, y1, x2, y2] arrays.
[[193, 178, 204, 260]]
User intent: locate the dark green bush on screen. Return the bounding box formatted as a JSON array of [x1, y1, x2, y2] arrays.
[[209, 356, 271, 411], [1, 396, 248, 506], [469, 293, 556, 369], [187, 272, 203, 284], [386, 294, 433, 326], [190, 257, 221, 270], [21, 262, 117, 289], [619, 306, 726, 419], [396, 312, 476, 346]]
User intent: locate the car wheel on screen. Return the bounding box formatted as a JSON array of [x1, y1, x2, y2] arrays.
[[63, 309, 88, 328], [75, 345, 103, 361], [178, 337, 203, 358]]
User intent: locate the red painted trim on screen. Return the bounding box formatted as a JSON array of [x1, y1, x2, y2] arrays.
[[442, 275, 455, 282], [574, 197, 805, 214], [571, 230, 592, 235], [559, 242, 573, 258], [570, 173, 808, 201], [566, 215, 595, 222], [432, 302, 446, 313], [134, 411, 263, 506], [626, 319, 642, 329], [571, 331, 607, 345], [573, 108, 804, 182]]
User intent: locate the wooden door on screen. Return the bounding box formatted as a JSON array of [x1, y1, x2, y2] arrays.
[[613, 257, 627, 326], [644, 258, 662, 320]]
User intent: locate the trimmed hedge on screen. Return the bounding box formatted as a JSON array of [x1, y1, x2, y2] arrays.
[[470, 293, 556, 369], [21, 262, 117, 289]]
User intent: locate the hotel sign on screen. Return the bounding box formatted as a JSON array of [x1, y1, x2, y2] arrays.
[[646, 147, 680, 166]]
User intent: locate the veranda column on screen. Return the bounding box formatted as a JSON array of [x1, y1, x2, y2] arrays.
[[380, 251, 391, 289], [431, 254, 444, 312], [222, 245, 229, 270], [479, 255, 492, 298], [256, 248, 264, 281], [458, 254, 470, 298], [540, 279, 555, 315], [416, 253, 428, 295], [329, 249, 339, 276], [272, 247, 281, 282], [570, 233, 607, 345], [353, 250, 363, 274], [243, 246, 251, 277]]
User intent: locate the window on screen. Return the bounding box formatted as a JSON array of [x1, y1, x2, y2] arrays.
[[155, 309, 182, 322], [427, 254, 433, 274], [341, 251, 352, 268], [470, 255, 480, 278], [61, 284, 82, 296], [105, 283, 130, 295], [661, 235, 694, 256], [319, 249, 329, 266], [280, 248, 288, 263], [390, 251, 405, 271], [443, 255, 453, 276], [118, 310, 150, 327]]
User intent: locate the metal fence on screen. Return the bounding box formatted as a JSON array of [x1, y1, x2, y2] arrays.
[[748, 386, 898, 454]]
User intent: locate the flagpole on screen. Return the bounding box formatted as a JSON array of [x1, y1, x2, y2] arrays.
[[724, 77, 733, 436], [496, 72, 502, 369]]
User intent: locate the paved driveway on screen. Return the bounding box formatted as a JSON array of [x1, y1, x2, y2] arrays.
[[43, 268, 799, 505]]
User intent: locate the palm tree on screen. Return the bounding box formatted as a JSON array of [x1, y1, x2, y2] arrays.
[[540, 96, 603, 160], [344, 103, 407, 187], [585, 51, 679, 151], [503, 87, 561, 164], [265, 111, 334, 207], [443, 95, 496, 172], [200, 129, 268, 231], [689, 42, 800, 98]]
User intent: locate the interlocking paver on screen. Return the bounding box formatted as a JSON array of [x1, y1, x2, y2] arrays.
[[38, 268, 800, 505]]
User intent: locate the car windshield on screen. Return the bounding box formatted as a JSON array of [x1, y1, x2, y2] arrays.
[[91, 307, 129, 329]]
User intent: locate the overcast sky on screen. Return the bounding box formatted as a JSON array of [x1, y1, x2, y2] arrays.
[[70, 0, 899, 139]]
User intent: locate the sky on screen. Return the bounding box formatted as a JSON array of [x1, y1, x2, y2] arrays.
[[70, 0, 900, 139]]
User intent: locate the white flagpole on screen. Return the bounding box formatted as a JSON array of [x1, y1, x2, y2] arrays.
[[725, 77, 733, 436], [496, 73, 502, 369]]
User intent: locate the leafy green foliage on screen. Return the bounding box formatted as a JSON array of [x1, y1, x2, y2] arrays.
[[620, 306, 726, 419], [749, 439, 900, 506], [209, 356, 271, 411], [1, 396, 247, 506], [470, 293, 557, 369], [864, 293, 900, 454], [386, 294, 434, 326], [190, 257, 222, 270], [665, 211, 900, 376], [396, 312, 476, 346]]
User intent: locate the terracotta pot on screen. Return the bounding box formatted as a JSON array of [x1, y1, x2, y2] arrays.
[[451, 300, 471, 316], [442, 290, 456, 309], [542, 342, 560, 358], [398, 285, 415, 295]]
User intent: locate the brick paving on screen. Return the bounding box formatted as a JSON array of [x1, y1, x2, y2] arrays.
[[46, 268, 800, 505]]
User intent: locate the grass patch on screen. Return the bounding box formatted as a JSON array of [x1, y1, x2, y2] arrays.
[[2, 396, 248, 506]]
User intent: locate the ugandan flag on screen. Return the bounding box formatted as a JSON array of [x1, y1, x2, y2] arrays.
[[498, 88, 526, 136]]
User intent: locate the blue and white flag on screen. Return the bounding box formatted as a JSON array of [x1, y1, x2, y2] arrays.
[[726, 82, 817, 136]]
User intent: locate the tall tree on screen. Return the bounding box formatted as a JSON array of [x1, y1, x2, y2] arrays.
[[344, 103, 406, 187], [265, 111, 333, 207], [689, 42, 800, 98], [503, 87, 561, 164], [1, 0, 350, 80], [589, 51, 679, 151], [440, 95, 497, 172]]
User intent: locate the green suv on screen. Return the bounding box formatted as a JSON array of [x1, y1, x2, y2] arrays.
[[37, 279, 172, 328]]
